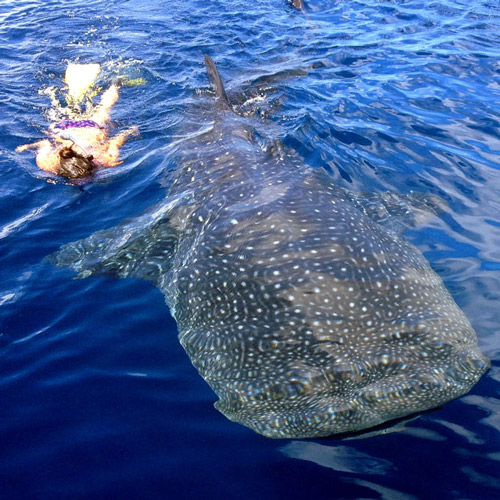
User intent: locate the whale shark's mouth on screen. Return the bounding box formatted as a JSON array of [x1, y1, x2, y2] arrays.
[[213, 346, 489, 439]]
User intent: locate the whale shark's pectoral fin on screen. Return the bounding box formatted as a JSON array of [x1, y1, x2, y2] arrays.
[[346, 190, 448, 235], [48, 216, 179, 283], [48, 193, 187, 283], [49, 218, 178, 283]]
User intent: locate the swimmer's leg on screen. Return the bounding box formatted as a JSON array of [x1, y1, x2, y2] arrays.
[[91, 84, 120, 126]]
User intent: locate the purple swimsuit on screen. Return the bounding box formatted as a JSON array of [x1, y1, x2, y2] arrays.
[[53, 119, 103, 130]]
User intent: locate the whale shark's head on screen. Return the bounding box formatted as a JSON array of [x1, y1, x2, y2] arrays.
[[173, 185, 489, 438], [195, 283, 488, 439]]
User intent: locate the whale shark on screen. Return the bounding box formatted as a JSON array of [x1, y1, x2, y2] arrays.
[[50, 56, 489, 438]]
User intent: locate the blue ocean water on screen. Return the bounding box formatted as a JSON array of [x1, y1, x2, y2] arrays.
[[1, 0, 500, 498]]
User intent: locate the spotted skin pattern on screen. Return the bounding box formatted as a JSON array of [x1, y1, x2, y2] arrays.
[[51, 68, 489, 439]]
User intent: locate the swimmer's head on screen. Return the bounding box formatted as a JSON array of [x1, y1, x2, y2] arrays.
[[57, 147, 97, 179]]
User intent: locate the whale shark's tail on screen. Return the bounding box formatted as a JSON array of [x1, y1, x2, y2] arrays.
[[204, 54, 231, 110]]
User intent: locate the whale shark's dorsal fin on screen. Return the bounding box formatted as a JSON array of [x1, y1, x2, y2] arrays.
[[204, 54, 231, 110]]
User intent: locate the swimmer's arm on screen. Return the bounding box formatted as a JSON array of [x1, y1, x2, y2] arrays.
[[16, 140, 50, 153], [17, 139, 59, 173], [36, 148, 60, 173], [108, 126, 139, 149], [102, 126, 139, 167]]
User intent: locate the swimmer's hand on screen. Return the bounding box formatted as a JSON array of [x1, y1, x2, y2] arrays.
[[16, 144, 29, 152], [124, 125, 140, 137], [115, 126, 140, 141]]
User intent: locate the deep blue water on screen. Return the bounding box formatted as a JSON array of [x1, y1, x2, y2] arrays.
[[1, 0, 500, 498]]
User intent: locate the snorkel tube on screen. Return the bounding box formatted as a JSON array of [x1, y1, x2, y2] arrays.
[[56, 130, 93, 158]]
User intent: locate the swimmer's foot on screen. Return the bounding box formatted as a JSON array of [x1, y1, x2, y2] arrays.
[[127, 125, 140, 137]]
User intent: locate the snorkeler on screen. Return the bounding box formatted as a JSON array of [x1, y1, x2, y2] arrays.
[[16, 64, 138, 180]]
